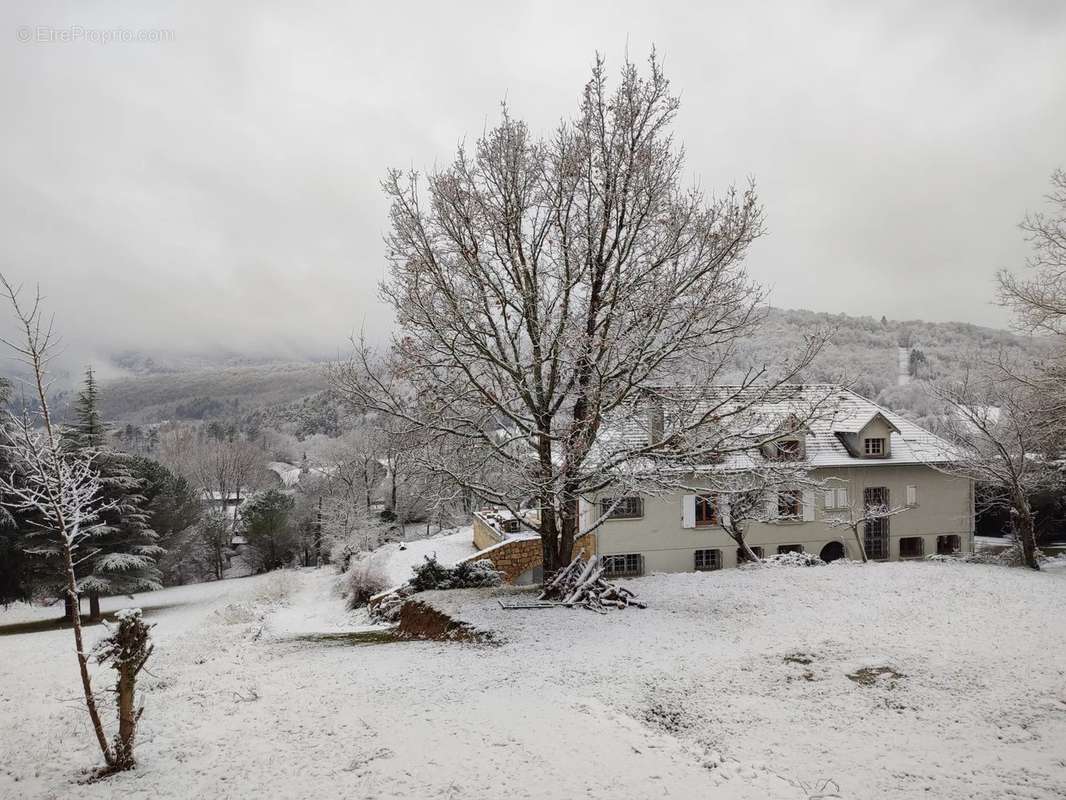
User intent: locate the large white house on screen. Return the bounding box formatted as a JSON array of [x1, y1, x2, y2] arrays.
[[581, 385, 974, 576]]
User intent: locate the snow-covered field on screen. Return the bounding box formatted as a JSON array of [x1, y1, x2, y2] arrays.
[[2, 556, 1065, 799]]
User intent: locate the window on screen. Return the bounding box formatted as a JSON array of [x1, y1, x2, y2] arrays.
[[899, 537, 924, 559], [694, 549, 721, 571], [777, 544, 803, 555], [695, 495, 717, 527], [778, 489, 803, 519], [937, 535, 961, 555], [602, 553, 643, 577], [864, 437, 886, 456], [824, 488, 848, 510], [601, 496, 643, 520], [775, 439, 801, 461], [737, 546, 764, 564], [906, 485, 918, 507], [863, 487, 889, 560], [501, 518, 521, 533]]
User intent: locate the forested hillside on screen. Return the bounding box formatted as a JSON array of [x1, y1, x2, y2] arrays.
[[96, 362, 330, 424], [82, 308, 1042, 436], [736, 308, 1039, 429]]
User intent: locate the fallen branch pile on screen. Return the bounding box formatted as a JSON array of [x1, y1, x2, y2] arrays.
[[538, 555, 646, 612]]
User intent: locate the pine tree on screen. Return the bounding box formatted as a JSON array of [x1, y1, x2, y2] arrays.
[[0, 376, 37, 606], [73, 366, 104, 449], [70, 369, 163, 618]]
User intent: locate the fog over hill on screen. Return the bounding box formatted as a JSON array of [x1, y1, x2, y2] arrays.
[[58, 307, 1041, 437]]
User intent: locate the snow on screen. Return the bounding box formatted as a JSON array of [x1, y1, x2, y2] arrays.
[[2, 558, 1065, 799], [355, 526, 479, 586]]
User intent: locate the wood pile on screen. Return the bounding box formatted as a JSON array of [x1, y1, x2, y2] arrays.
[[538, 555, 646, 612]]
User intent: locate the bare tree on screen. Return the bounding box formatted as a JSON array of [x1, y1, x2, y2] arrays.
[[997, 167, 1066, 435], [159, 428, 267, 578], [711, 462, 823, 563], [825, 498, 909, 563], [332, 53, 827, 574], [0, 278, 118, 768], [929, 370, 1054, 570], [999, 168, 1066, 336]]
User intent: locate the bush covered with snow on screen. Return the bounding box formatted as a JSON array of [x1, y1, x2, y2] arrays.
[[409, 557, 502, 591], [752, 551, 826, 568]]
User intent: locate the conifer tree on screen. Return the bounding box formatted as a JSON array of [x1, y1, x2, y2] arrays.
[[73, 366, 104, 448], [69, 368, 163, 618]]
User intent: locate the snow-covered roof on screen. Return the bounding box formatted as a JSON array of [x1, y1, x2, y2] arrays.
[[830, 409, 900, 435], [605, 384, 960, 472], [267, 461, 303, 488]]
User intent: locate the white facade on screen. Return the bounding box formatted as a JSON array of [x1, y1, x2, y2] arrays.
[[587, 464, 974, 573], [581, 386, 975, 574]]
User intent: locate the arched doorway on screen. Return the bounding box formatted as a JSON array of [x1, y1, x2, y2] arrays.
[[820, 541, 845, 563]]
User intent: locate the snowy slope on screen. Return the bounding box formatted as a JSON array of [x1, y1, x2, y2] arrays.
[[356, 526, 478, 586], [2, 560, 1065, 799]]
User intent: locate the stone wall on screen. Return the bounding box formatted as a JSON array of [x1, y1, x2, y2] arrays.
[[462, 531, 599, 584], [472, 513, 504, 550]]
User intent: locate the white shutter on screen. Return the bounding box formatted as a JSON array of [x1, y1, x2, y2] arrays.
[[836, 488, 848, 510], [682, 495, 696, 529], [765, 490, 778, 520], [824, 489, 835, 510], [578, 497, 593, 533], [802, 489, 816, 522], [907, 485, 918, 506], [719, 494, 731, 527]]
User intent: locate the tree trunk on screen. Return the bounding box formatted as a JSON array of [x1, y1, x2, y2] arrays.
[[65, 593, 77, 624], [89, 592, 101, 621], [852, 524, 869, 563], [114, 659, 137, 769], [725, 525, 762, 564], [540, 499, 562, 575], [1014, 500, 1040, 571], [62, 549, 114, 766], [558, 498, 578, 568]]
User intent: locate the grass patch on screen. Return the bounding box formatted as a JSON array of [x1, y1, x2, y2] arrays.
[[288, 630, 407, 646]]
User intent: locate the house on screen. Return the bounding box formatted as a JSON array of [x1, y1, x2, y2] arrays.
[[585, 386, 974, 576], [202, 490, 245, 528], [465, 385, 974, 580]]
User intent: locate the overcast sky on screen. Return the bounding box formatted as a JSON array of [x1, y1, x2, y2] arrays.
[[2, 0, 1064, 369]]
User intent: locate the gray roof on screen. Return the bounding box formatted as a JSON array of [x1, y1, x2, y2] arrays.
[[605, 384, 959, 472]]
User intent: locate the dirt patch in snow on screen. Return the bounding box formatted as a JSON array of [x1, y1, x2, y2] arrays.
[[846, 665, 905, 688], [396, 599, 495, 643]]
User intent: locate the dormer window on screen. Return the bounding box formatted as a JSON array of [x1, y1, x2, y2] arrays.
[[864, 437, 885, 457]]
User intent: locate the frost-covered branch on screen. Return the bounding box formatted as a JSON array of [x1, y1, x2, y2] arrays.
[[330, 54, 831, 575], [0, 274, 117, 768]]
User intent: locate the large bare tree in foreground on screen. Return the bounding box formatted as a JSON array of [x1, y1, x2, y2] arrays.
[[333, 54, 826, 573], [0, 278, 118, 767]]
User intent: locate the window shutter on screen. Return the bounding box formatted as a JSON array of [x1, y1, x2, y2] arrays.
[[836, 488, 848, 510], [907, 485, 917, 506], [719, 494, 731, 527], [681, 495, 696, 529], [824, 489, 835, 509], [578, 497, 592, 532], [765, 490, 778, 520], [802, 489, 816, 521]]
